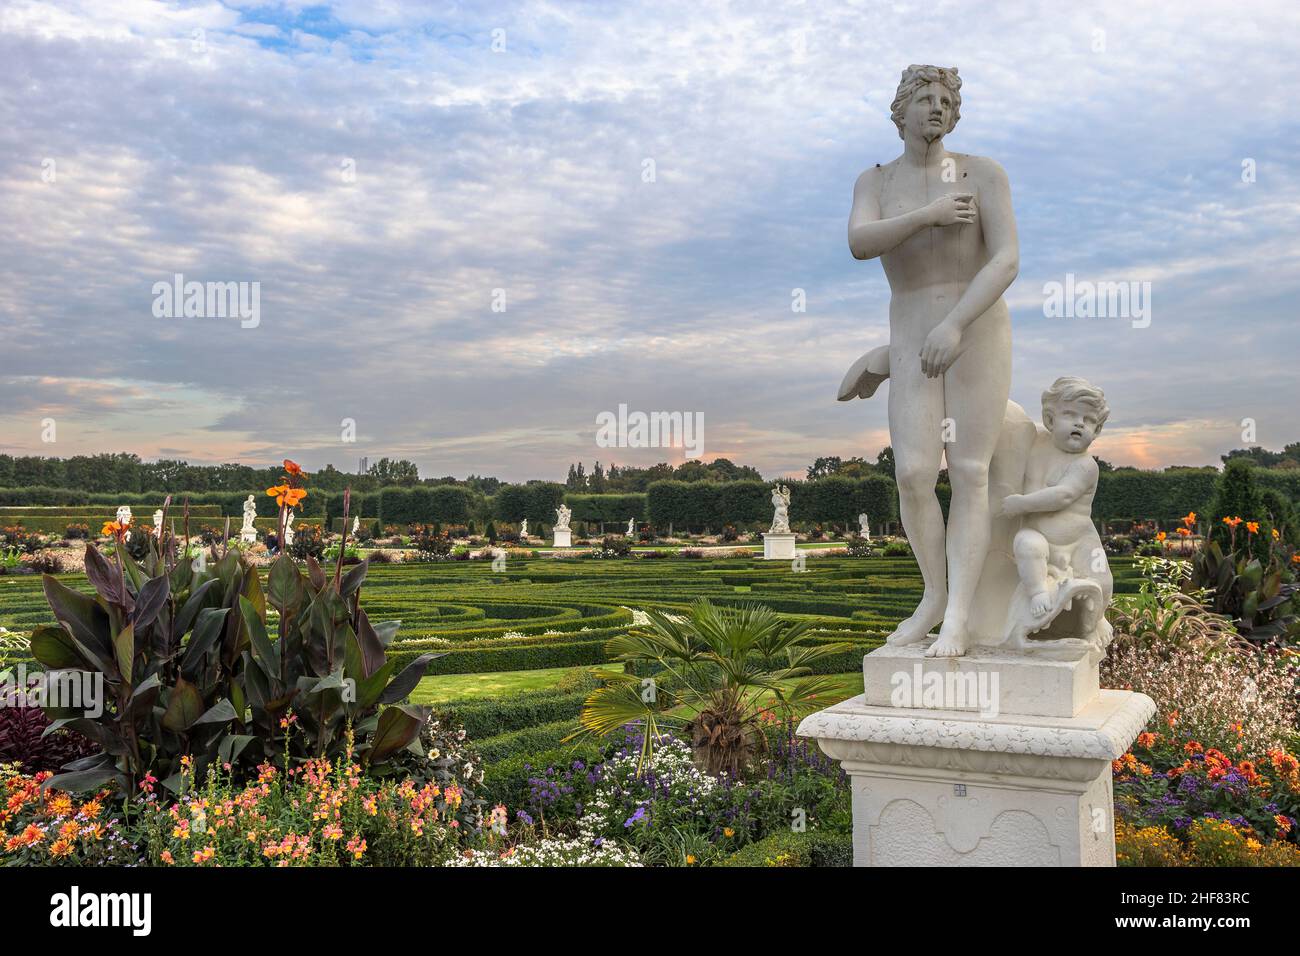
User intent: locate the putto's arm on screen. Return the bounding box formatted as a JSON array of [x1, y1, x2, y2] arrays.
[[1011, 458, 1095, 514]]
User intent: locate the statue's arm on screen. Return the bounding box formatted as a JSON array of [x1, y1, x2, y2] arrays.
[[1012, 459, 1096, 514], [847, 167, 935, 260], [938, 158, 1019, 332]]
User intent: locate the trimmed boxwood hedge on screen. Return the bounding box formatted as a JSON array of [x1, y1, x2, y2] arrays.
[[719, 829, 853, 867]]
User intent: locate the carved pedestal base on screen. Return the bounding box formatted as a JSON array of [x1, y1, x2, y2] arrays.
[[762, 532, 796, 560], [552, 529, 571, 548], [797, 688, 1153, 866], [240, 530, 257, 544]]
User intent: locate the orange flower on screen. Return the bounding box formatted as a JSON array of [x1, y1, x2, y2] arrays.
[[1176, 527, 1191, 537], [1181, 511, 1197, 528], [1136, 732, 1158, 748], [1167, 710, 1179, 728], [101, 520, 129, 537], [1223, 516, 1242, 528], [283, 487, 307, 508], [283, 459, 303, 476], [1246, 521, 1260, 534]]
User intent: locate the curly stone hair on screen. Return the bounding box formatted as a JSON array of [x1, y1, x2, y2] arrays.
[[1041, 376, 1110, 433], [889, 64, 962, 139]]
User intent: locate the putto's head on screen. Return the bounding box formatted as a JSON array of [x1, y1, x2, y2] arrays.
[[891, 64, 962, 142], [1041, 376, 1109, 454]]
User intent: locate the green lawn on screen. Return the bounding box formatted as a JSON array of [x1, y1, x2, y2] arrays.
[[410, 664, 605, 705]]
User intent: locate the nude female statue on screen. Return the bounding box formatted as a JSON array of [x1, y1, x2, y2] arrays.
[[846, 65, 1020, 657]]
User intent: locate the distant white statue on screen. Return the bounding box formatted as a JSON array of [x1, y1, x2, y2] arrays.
[[626, 517, 635, 536], [284, 510, 296, 548], [240, 495, 257, 543], [351, 515, 360, 536], [554, 505, 572, 532], [769, 485, 791, 534], [116, 505, 132, 527], [520, 519, 529, 537], [858, 513, 870, 538], [153, 510, 164, 535]]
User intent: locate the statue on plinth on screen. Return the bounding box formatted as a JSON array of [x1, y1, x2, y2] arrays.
[[520, 518, 528, 537], [769, 484, 791, 534], [857, 513, 870, 538], [554, 505, 571, 532], [626, 517, 635, 536], [240, 494, 257, 542]]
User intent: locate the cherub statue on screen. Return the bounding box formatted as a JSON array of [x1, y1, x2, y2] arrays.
[[999, 377, 1113, 655], [770, 484, 792, 534], [554, 505, 572, 531], [520, 518, 529, 537]]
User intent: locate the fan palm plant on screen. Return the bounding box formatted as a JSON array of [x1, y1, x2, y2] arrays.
[[569, 599, 852, 777]]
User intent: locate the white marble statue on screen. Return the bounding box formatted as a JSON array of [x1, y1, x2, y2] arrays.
[[1000, 377, 1113, 655], [351, 515, 360, 536], [769, 484, 791, 534], [116, 505, 132, 527], [554, 505, 571, 532], [857, 513, 870, 538], [153, 509, 164, 535], [284, 510, 295, 547], [239, 495, 257, 542], [626, 517, 635, 536], [520, 519, 528, 537], [842, 64, 1019, 657]]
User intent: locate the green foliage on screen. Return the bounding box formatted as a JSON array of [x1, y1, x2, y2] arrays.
[[28, 529, 438, 793], [572, 600, 852, 776], [718, 829, 853, 867], [1190, 538, 1299, 643]]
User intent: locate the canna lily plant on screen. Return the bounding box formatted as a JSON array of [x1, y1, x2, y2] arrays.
[[569, 599, 851, 778], [29, 468, 438, 794]]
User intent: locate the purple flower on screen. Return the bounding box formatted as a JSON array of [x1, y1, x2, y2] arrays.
[[624, 806, 648, 828]]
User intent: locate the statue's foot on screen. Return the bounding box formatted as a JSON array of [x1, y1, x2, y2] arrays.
[[1028, 590, 1053, 617], [925, 618, 969, 658], [886, 592, 946, 646]]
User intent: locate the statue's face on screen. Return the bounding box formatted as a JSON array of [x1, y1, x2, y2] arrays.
[[1046, 400, 1100, 454], [903, 81, 955, 142]]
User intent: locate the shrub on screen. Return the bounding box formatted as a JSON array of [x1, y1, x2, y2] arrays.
[[288, 522, 325, 560], [1103, 598, 1298, 754], [0, 690, 97, 772], [719, 829, 852, 867], [29, 493, 436, 794], [410, 525, 452, 561]]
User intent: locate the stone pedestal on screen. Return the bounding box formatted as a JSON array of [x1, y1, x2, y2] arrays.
[[240, 529, 257, 544], [762, 532, 796, 560], [798, 641, 1153, 867], [552, 529, 571, 548]]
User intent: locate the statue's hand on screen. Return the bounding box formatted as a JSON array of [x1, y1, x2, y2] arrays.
[[1001, 494, 1027, 517], [924, 192, 977, 228], [920, 321, 962, 378]]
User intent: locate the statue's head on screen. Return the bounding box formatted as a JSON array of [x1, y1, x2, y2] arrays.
[[890, 65, 962, 142], [1041, 376, 1109, 454]]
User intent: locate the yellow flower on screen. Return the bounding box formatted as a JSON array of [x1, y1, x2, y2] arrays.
[[686, 854, 696, 864]]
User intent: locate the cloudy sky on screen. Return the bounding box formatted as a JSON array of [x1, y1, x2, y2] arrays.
[[1, 0, 1296, 482]]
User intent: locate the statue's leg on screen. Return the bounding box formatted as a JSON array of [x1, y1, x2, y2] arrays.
[[1013, 528, 1053, 616], [886, 346, 947, 646], [928, 304, 1012, 657]]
